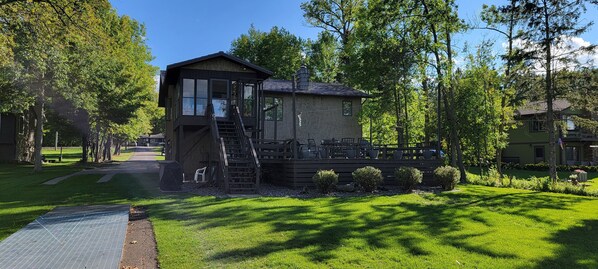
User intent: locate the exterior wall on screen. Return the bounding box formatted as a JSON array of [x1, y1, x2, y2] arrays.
[[0, 113, 17, 161], [178, 126, 216, 181], [262, 94, 363, 144]]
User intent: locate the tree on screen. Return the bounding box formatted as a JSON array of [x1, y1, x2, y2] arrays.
[[301, 0, 362, 82], [230, 26, 305, 80], [306, 31, 340, 83], [516, 0, 597, 182]]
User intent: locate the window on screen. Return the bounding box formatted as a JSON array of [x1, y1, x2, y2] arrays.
[[534, 146, 545, 163], [243, 83, 255, 117], [212, 79, 229, 117], [565, 116, 576, 131], [196, 80, 208, 116], [530, 119, 546, 132], [182, 79, 195, 115], [265, 97, 283, 121], [565, 146, 579, 162], [342, 100, 352, 116]]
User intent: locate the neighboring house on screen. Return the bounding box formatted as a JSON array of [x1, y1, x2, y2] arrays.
[[158, 51, 440, 193], [0, 113, 18, 162], [137, 133, 165, 146], [502, 99, 598, 165]]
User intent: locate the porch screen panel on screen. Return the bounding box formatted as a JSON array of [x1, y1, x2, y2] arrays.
[[243, 83, 255, 117], [182, 79, 195, 115], [196, 79, 208, 116]]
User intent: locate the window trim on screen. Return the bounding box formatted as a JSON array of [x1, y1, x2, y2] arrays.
[[530, 119, 546, 133], [342, 100, 352, 116]]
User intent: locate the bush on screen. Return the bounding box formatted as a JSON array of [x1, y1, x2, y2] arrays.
[[434, 166, 460, 190], [352, 166, 383, 192], [312, 170, 338, 193], [395, 167, 423, 191]]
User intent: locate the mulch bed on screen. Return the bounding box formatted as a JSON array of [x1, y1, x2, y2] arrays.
[[120, 207, 159, 269]]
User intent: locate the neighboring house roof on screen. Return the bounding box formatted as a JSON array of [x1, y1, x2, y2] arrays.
[[516, 99, 571, 116], [158, 51, 273, 107], [263, 79, 370, 98]]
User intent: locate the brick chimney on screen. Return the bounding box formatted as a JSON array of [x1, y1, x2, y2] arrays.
[[296, 66, 310, 91]]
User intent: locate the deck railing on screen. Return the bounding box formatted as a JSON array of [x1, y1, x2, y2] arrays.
[[254, 139, 441, 161], [232, 105, 261, 189], [207, 104, 229, 192]]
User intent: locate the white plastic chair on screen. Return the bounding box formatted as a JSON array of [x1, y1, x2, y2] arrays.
[[194, 167, 208, 183]]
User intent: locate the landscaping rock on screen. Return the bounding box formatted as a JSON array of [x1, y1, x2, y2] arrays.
[[337, 183, 355, 192]]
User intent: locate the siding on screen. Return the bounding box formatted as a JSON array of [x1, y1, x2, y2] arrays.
[[262, 94, 363, 144]]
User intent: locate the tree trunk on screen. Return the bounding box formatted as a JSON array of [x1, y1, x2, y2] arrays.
[[82, 134, 88, 163], [33, 84, 45, 172], [543, 4, 558, 182], [16, 108, 36, 163]]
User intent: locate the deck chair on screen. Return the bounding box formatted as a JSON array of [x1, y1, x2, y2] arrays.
[[193, 167, 208, 183]]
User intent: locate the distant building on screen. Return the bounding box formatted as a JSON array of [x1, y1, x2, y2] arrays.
[[503, 99, 598, 165], [137, 133, 165, 146]]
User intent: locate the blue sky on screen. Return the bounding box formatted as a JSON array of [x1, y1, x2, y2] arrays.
[[110, 0, 598, 70]]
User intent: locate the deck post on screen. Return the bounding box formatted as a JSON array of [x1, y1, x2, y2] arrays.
[[292, 75, 298, 160]]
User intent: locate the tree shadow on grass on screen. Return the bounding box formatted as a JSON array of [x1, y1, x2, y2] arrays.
[[145, 186, 598, 266], [532, 219, 598, 269]]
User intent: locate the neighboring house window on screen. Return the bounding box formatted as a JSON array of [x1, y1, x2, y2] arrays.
[[565, 146, 579, 163], [534, 146, 545, 163], [565, 116, 576, 131], [265, 97, 283, 121], [530, 119, 546, 132], [342, 100, 352, 116]]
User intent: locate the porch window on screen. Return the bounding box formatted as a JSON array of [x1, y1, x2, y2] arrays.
[[243, 83, 255, 117], [265, 97, 283, 121], [182, 79, 195, 115], [342, 100, 352, 116], [565, 116, 576, 131], [196, 80, 208, 116], [212, 79, 229, 117]]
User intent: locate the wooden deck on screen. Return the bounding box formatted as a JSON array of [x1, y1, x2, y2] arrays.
[[261, 158, 442, 188]]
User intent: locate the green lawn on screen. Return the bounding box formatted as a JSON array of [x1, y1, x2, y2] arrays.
[[42, 146, 135, 163], [467, 167, 598, 191], [2, 158, 598, 268]]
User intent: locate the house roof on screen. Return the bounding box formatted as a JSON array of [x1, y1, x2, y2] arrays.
[[158, 52, 273, 107], [262, 79, 370, 98], [516, 99, 571, 116]]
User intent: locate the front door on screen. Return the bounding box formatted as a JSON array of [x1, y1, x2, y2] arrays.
[[211, 79, 229, 118]]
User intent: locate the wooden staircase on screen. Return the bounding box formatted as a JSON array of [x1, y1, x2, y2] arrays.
[[217, 121, 259, 194]]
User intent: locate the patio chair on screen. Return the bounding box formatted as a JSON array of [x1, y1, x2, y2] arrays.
[[307, 139, 317, 151], [193, 167, 208, 183]]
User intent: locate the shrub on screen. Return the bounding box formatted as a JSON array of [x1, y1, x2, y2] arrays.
[[352, 166, 383, 192], [395, 167, 423, 191], [434, 166, 460, 190], [312, 170, 338, 193]]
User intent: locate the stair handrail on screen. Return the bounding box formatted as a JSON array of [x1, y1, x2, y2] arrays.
[[232, 105, 261, 189], [207, 104, 229, 192]]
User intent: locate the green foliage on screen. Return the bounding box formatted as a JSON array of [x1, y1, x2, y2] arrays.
[[305, 31, 339, 83], [434, 166, 460, 190], [230, 26, 304, 80], [352, 166, 383, 192], [466, 169, 598, 197], [312, 169, 339, 193], [394, 167, 423, 191]]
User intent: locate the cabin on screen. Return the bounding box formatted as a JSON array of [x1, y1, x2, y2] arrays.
[[503, 99, 598, 165], [0, 113, 18, 162], [158, 52, 441, 194], [137, 133, 165, 146]]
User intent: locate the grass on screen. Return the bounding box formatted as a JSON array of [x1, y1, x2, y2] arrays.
[[467, 167, 598, 192], [2, 154, 598, 268], [42, 146, 135, 163]]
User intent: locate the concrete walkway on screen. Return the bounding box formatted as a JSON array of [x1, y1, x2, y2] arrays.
[[0, 205, 130, 269], [43, 147, 160, 185]]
